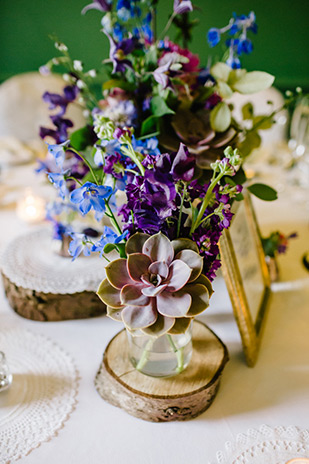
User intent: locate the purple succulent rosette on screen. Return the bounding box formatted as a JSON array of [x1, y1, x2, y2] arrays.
[[97, 232, 213, 337]]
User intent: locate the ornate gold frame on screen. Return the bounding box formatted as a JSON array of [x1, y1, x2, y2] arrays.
[[219, 192, 271, 367]]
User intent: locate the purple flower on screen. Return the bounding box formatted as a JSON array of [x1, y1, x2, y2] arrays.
[[106, 34, 135, 73], [170, 143, 196, 182], [40, 116, 73, 144], [70, 182, 113, 215], [173, 0, 193, 14], [113, 127, 132, 140], [153, 58, 174, 89], [81, 0, 112, 14], [42, 85, 78, 117]]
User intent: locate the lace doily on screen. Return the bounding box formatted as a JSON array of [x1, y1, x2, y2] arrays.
[[209, 424, 309, 464], [0, 228, 108, 294], [0, 327, 79, 463]]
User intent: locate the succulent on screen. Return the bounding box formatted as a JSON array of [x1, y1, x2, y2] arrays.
[[159, 108, 237, 169], [97, 232, 213, 337]]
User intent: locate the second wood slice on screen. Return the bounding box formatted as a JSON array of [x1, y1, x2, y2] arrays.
[[95, 320, 229, 422]]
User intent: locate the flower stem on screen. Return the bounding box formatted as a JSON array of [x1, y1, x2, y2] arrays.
[[176, 184, 186, 238], [68, 147, 100, 185], [159, 11, 176, 41], [104, 199, 123, 235], [166, 334, 184, 373], [190, 171, 225, 235], [136, 338, 154, 371], [120, 144, 145, 176]]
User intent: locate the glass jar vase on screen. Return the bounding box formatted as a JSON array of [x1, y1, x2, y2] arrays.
[[126, 324, 193, 378]]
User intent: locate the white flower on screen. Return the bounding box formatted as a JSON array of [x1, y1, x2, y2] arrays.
[[73, 60, 83, 71]]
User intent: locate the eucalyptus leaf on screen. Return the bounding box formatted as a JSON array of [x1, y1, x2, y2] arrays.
[[210, 101, 231, 132], [210, 62, 231, 82], [217, 81, 233, 99], [232, 71, 275, 94], [248, 183, 278, 201]]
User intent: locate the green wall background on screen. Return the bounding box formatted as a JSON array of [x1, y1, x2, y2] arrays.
[[1, 0, 308, 90]]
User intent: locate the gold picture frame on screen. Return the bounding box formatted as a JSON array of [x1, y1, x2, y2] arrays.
[[219, 191, 271, 367]]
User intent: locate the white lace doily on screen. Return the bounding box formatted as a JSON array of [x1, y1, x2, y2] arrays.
[[0, 327, 79, 463], [0, 228, 108, 294], [209, 424, 309, 464]]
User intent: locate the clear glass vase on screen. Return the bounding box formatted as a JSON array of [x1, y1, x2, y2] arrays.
[[0, 351, 13, 392], [126, 325, 193, 378]]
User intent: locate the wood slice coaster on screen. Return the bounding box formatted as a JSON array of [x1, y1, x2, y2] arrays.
[[95, 320, 229, 422], [0, 228, 107, 321], [2, 272, 105, 322]]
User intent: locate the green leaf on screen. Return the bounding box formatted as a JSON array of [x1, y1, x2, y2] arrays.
[[248, 183, 278, 201], [103, 243, 117, 254], [102, 79, 135, 92], [242, 102, 254, 120], [232, 166, 247, 185], [150, 96, 175, 117], [69, 126, 93, 151], [145, 46, 158, 67], [141, 115, 158, 136], [238, 131, 261, 157], [231, 71, 275, 94], [210, 101, 231, 132]]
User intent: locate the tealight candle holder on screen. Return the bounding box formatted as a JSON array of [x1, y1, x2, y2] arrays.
[[16, 189, 46, 223]]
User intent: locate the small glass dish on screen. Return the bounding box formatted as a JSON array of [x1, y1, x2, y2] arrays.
[[0, 351, 13, 392]]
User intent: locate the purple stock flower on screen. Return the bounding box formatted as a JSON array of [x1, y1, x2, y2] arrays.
[[81, 0, 112, 14], [170, 143, 196, 182], [173, 0, 193, 14], [40, 116, 73, 144], [70, 182, 113, 215], [42, 85, 78, 117]]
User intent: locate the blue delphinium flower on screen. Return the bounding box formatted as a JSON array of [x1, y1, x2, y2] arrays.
[[68, 233, 93, 261], [48, 171, 69, 200], [132, 136, 161, 158], [70, 182, 113, 215], [92, 226, 128, 256], [207, 11, 257, 68], [47, 140, 70, 168], [93, 139, 121, 166], [207, 28, 221, 47]]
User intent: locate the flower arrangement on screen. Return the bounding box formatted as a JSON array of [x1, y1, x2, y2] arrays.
[[36, 0, 291, 374], [261, 231, 297, 259]]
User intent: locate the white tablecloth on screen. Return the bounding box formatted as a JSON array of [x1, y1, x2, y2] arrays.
[[0, 162, 308, 463]]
